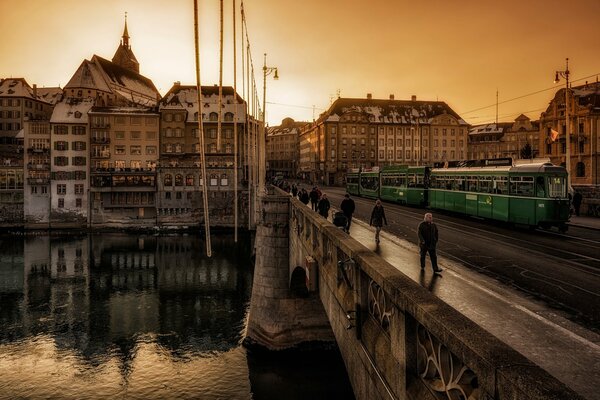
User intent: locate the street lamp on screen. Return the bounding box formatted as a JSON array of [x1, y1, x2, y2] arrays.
[[554, 58, 571, 189], [259, 53, 278, 195]]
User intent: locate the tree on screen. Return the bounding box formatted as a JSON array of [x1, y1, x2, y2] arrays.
[[520, 142, 533, 159]]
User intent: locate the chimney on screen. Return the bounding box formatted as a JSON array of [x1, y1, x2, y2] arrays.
[[367, 93, 372, 100], [389, 94, 394, 100], [32, 84, 37, 98], [173, 81, 181, 87], [411, 95, 417, 102]]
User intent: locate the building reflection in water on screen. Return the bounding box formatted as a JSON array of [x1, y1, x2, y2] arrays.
[[0, 232, 352, 399]]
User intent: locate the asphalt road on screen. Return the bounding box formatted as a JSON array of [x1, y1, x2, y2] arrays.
[[315, 185, 600, 332]]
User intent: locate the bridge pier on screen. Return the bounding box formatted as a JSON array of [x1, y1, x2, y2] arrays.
[[244, 189, 335, 350]]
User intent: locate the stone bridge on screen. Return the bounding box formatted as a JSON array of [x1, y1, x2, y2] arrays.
[[244, 187, 584, 400]]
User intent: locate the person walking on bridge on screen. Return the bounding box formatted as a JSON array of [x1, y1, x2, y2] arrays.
[[309, 187, 320, 211], [340, 193, 356, 233], [317, 193, 331, 219], [418, 213, 442, 275], [369, 199, 387, 244]]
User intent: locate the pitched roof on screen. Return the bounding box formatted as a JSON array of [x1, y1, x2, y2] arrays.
[[0, 78, 34, 98], [64, 60, 112, 92], [50, 97, 95, 124], [318, 97, 467, 125], [36, 87, 63, 105]]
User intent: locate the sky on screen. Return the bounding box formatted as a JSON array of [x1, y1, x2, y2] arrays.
[[1, 0, 599, 126]]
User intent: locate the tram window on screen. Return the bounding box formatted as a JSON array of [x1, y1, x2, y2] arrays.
[[535, 176, 546, 198], [479, 176, 492, 193], [548, 177, 566, 198], [416, 175, 424, 188], [510, 176, 534, 196], [494, 177, 508, 195], [467, 176, 478, 192], [456, 178, 465, 191]]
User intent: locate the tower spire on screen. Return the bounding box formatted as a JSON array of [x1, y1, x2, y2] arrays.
[[122, 12, 130, 47]]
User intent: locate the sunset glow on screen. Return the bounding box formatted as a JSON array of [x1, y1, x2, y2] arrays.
[[1, 0, 599, 125]]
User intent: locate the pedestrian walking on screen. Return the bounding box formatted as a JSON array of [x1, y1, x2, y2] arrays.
[[573, 191, 583, 217], [369, 199, 387, 244], [300, 188, 310, 205], [317, 194, 331, 219], [291, 184, 298, 198], [418, 213, 442, 275], [340, 193, 356, 233], [309, 187, 320, 211]]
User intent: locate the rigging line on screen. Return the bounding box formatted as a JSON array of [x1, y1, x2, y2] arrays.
[[217, 0, 224, 152], [233, 0, 238, 242], [461, 72, 600, 115], [193, 0, 212, 257], [240, 2, 247, 182], [468, 107, 548, 121]]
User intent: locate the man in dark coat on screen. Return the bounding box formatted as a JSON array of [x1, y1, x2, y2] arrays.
[[573, 191, 583, 217], [369, 199, 387, 244], [309, 187, 320, 211], [300, 188, 310, 205], [418, 213, 442, 274], [317, 194, 331, 219], [340, 194, 356, 233], [291, 184, 298, 198]]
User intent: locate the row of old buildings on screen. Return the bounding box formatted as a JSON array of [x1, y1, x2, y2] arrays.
[[267, 85, 600, 194], [0, 21, 257, 228]]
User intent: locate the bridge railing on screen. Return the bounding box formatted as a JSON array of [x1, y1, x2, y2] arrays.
[[286, 190, 583, 400]]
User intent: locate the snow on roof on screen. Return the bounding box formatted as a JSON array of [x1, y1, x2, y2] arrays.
[[0, 78, 34, 98], [159, 85, 246, 123], [50, 98, 94, 124], [64, 60, 112, 93], [36, 87, 63, 105]]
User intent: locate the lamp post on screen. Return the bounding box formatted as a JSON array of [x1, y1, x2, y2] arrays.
[[554, 58, 571, 189], [260, 53, 278, 195]]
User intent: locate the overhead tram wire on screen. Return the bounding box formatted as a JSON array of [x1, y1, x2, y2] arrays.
[[193, 0, 212, 257], [460, 72, 600, 116]]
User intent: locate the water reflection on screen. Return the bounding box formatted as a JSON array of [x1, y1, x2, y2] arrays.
[[0, 233, 353, 400]]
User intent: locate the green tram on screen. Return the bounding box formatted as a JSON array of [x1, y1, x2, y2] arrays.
[[345, 160, 570, 231], [346, 168, 360, 196], [358, 167, 380, 199], [380, 165, 428, 206]]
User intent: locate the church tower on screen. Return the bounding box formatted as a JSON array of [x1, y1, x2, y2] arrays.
[[112, 13, 140, 73]]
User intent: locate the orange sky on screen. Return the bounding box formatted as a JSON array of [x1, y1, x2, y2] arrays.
[[1, 0, 599, 126]]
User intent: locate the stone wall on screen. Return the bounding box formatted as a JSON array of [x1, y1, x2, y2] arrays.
[[573, 185, 600, 217], [244, 188, 335, 350], [287, 193, 585, 400]]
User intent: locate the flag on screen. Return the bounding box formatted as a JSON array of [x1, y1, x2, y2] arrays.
[[550, 128, 559, 142]]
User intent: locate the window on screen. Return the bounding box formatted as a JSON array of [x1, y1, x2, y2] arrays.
[[76, 198, 82, 208], [72, 157, 86, 166], [546, 143, 552, 154], [130, 117, 142, 125], [54, 125, 68, 135], [57, 184, 66, 195], [54, 141, 68, 151], [164, 174, 173, 186], [165, 192, 171, 200], [54, 156, 69, 166], [221, 174, 228, 186], [115, 131, 125, 139], [175, 174, 183, 186], [115, 145, 126, 155], [72, 126, 86, 135], [31, 186, 38, 194], [210, 174, 219, 186], [576, 162, 585, 177], [146, 146, 156, 155], [342, 150, 347, 158], [73, 141, 86, 151], [130, 145, 142, 155], [58, 198, 64, 208], [130, 131, 141, 140], [74, 184, 84, 195], [146, 131, 157, 140], [186, 174, 194, 186], [331, 150, 336, 160]]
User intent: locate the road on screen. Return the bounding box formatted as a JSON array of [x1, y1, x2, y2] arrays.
[[316, 185, 600, 332]]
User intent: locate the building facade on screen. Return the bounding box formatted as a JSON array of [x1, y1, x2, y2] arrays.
[[299, 94, 469, 185], [467, 115, 540, 161], [266, 117, 304, 179], [156, 84, 249, 227], [539, 82, 600, 187]]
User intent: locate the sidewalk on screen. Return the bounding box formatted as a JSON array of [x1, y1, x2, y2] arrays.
[[568, 215, 600, 231], [333, 210, 600, 400]]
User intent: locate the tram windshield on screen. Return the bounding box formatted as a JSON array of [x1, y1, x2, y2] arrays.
[[548, 176, 566, 198]]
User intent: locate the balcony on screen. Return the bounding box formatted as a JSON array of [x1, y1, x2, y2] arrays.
[[26, 163, 50, 170], [27, 147, 49, 154], [91, 137, 111, 144], [27, 177, 50, 185], [91, 152, 111, 159]]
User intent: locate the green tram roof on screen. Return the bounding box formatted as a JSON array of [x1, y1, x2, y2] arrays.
[[431, 162, 566, 175], [381, 165, 427, 174]]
